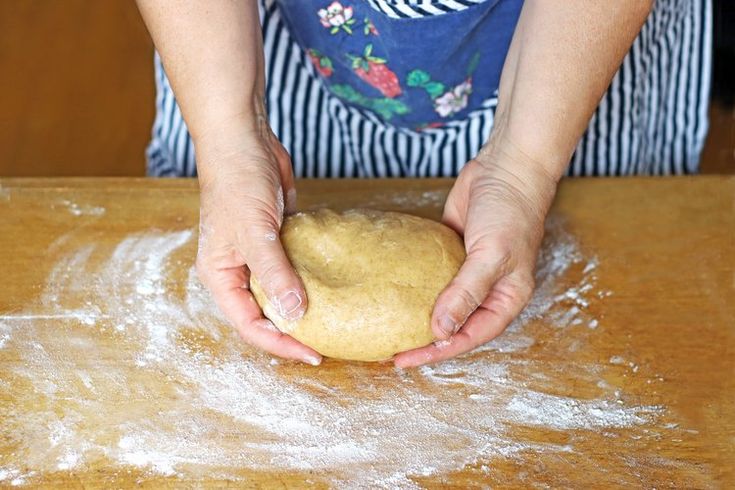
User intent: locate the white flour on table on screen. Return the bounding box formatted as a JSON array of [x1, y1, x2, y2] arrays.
[[53, 199, 106, 217], [0, 220, 663, 488]]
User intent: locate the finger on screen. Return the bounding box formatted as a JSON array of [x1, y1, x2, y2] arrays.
[[239, 318, 322, 366], [279, 166, 297, 215], [285, 186, 297, 214], [394, 308, 506, 368], [395, 275, 531, 368], [239, 218, 308, 322], [431, 247, 509, 340], [197, 261, 321, 365], [272, 138, 297, 214]]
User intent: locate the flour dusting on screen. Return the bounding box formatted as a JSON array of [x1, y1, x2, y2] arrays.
[[365, 190, 447, 210], [55, 199, 106, 216], [0, 222, 664, 487]]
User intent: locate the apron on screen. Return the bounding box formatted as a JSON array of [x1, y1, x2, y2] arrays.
[[147, 0, 712, 177], [276, 0, 521, 129]]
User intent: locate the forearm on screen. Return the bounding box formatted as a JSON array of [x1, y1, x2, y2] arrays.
[[487, 0, 653, 183], [136, 0, 265, 160]]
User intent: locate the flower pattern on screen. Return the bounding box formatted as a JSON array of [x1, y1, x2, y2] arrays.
[[406, 53, 480, 119], [318, 1, 356, 34], [363, 18, 378, 36], [308, 49, 334, 77], [311, 2, 484, 124], [433, 80, 472, 117]]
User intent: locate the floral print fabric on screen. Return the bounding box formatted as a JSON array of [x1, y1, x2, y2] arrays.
[[276, 0, 523, 130]]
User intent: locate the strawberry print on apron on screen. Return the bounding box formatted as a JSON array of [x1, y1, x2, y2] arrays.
[[276, 0, 523, 130]]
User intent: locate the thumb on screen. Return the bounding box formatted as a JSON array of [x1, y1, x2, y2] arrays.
[[239, 213, 307, 322], [431, 247, 509, 340], [274, 145, 297, 214]]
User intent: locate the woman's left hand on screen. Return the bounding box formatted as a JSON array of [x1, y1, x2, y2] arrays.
[[393, 144, 560, 368]]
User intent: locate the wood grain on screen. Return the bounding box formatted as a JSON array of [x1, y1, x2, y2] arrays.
[[0, 177, 733, 488], [0, 1, 154, 177]]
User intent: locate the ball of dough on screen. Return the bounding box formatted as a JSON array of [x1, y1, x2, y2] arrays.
[[250, 209, 465, 362]]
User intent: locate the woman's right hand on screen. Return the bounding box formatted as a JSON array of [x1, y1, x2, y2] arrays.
[[195, 121, 323, 366], [137, 0, 319, 362]]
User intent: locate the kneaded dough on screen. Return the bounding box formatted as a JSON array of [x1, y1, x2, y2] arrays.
[[250, 208, 465, 361]]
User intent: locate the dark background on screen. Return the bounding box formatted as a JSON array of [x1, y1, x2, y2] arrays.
[[712, 0, 734, 105], [0, 1, 732, 176]]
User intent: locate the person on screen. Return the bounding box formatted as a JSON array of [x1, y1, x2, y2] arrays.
[[136, 0, 711, 367]]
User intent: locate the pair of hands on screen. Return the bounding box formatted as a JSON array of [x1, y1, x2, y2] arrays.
[[195, 125, 559, 368]]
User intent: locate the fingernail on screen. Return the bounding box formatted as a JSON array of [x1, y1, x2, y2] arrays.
[[438, 314, 458, 336], [303, 354, 321, 366], [274, 291, 304, 320]]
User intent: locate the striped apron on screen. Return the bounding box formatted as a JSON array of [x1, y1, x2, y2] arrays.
[[146, 0, 712, 177]]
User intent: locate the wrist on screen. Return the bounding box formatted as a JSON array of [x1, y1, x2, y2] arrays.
[[474, 133, 561, 219], [193, 97, 274, 185], [487, 102, 574, 177], [191, 92, 268, 156]]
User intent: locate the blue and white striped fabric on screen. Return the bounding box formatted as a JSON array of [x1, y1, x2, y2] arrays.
[[147, 0, 712, 177], [365, 0, 491, 18]]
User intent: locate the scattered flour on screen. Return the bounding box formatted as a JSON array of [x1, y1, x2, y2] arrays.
[[610, 355, 627, 365], [0, 221, 665, 487], [307, 190, 448, 213], [55, 199, 106, 217], [369, 190, 448, 209], [0, 322, 9, 349], [505, 392, 648, 429]]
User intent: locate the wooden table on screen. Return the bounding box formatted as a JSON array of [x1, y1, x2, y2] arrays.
[[0, 177, 733, 488]]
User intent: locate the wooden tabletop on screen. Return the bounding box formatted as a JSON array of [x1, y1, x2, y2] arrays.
[[0, 177, 733, 488]]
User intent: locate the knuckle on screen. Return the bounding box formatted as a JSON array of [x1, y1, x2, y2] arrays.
[[258, 256, 284, 278], [233, 323, 255, 345], [485, 235, 514, 260], [237, 221, 279, 249], [252, 259, 294, 295], [516, 274, 536, 305], [469, 239, 514, 273], [490, 247, 514, 272], [450, 285, 483, 319], [234, 318, 273, 345]]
